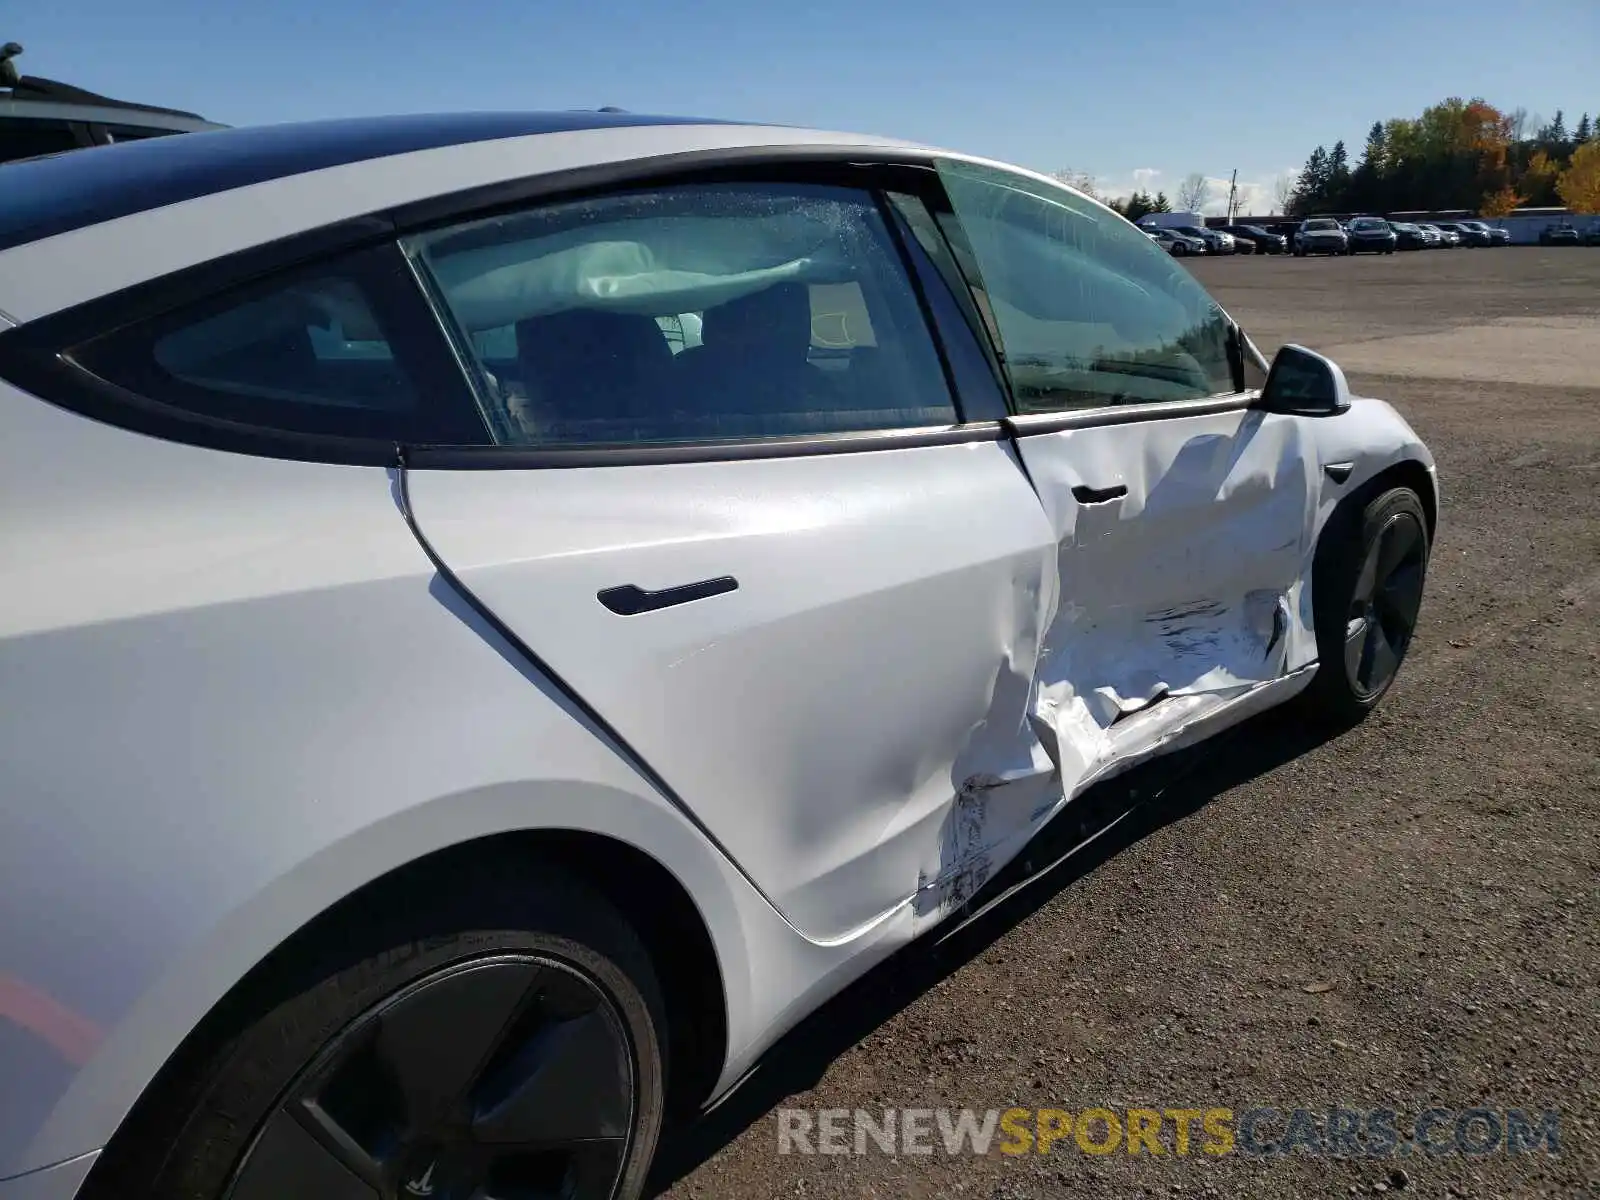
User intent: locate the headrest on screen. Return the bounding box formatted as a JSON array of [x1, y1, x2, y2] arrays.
[[515, 308, 673, 375], [701, 283, 812, 358]]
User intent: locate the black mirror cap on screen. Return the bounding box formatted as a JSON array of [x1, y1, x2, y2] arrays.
[[1257, 344, 1352, 416]]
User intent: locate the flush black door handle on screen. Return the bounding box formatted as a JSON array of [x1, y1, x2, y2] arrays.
[[1071, 483, 1128, 504], [597, 576, 739, 616]]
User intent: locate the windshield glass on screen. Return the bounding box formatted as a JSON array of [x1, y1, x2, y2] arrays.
[[1350, 218, 1385, 230], [1305, 219, 1338, 231]]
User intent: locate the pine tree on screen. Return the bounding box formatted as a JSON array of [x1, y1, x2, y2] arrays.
[[1293, 146, 1328, 213], [1151, 191, 1172, 213], [1576, 113, 1593, 143], [1349, 122, 1388, 212], [1328, 140, 1352, 208], [1118, 191, 1157, 222], [1549, 110, 1569, 146], [1360, 121, 1387, 170]]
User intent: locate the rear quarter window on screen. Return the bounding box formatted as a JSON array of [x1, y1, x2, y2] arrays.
[[62, 243, 487, 447]]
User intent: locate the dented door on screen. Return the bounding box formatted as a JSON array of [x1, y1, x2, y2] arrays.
[[933, 157, 1319, 794], [1007, 408, 1316, 786], [399, 176, 1063, 945]]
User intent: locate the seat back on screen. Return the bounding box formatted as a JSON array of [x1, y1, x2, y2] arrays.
[[514, 308, 674, 431]]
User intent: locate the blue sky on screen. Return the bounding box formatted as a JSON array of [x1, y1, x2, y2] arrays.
[[10, 0, 1597, 214]]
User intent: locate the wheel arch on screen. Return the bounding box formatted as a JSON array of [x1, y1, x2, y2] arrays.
[[1306, 453, 1437, 641], [1344, 457, 1438, 543], [76, 827, 731, 1198]]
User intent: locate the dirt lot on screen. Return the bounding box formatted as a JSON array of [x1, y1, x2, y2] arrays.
[[651, 248, 1600, 1200]]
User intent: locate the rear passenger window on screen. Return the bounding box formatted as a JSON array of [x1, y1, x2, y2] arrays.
[[70, 245, 486, 444], [403, 182, 957, 446]]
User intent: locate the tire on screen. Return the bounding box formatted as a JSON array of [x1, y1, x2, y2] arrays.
[[1300, 486, 1430, 724], [82, 862, 668, 1200]]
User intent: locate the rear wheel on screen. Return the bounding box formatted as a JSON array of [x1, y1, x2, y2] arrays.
[[84, 865, 667, 1200], [1301, 487, 1430, 723]]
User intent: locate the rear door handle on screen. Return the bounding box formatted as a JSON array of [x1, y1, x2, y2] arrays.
[[1071, 483, 1128, 505], [597, 576, 739, 616]]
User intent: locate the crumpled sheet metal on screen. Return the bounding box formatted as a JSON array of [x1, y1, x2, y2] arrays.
[[912, 412, 1318, 930]]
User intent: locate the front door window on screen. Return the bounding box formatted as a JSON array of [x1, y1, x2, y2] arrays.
[[934, 160, 1237, 412]]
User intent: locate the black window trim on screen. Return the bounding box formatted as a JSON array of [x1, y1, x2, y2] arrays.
[[0, 143, 1265, 469]]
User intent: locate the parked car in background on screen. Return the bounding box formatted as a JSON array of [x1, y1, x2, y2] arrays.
[[1222, 224, 1288, 254], [1390, 222, 1431, 251], [1586, 227, 1600, 247], [0, 111, 1440, 1200], [1419, 223, 1458, 247], [1173, 225, 1236, 254], [1539, 222, 1582, 246], [1294, 217, 1349, 256], [1461, 221, 1510, 246], [1436, 221, 1490, 247], [1147, 226, 1207, 256], [1346, 216, 1398, 255], [0, 52, 224, 164]]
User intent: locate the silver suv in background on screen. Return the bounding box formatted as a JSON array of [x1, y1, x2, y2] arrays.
[[1294, 217, 1350, 256], [1172, 224, 1238, 254], [0, 43, 223, 164]]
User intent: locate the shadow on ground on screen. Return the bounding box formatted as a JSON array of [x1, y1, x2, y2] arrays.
[[646, 704, 1344, 1196]]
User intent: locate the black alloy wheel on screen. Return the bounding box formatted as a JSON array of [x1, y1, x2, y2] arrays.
[[1303, 486, 1431, 722], [1342, 507, 1427, 701], [80, 864, 667, 1200], [227, 956, 636, 1200]]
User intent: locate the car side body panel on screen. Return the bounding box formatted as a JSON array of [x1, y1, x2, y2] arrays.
[[404, 443, 1061, 943], [0, 378, 813, 1177], [0, 1152, 97, 1200]]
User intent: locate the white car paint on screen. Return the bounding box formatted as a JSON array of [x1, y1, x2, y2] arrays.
[[0, 117, 1437, 1191], [405, 442, 1058, 941]]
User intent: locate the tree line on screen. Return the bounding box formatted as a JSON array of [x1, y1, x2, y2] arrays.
[[1288, 99, 1600, 218]]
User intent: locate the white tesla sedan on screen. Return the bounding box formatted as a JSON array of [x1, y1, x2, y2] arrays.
[[0, 112, 1435, 1200]]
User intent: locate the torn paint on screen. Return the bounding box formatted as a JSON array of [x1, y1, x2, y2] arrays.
[[910, 406, 1323, 928]]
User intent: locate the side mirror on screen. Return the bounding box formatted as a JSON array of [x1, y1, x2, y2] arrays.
[[1257, 344, 1351, 416]]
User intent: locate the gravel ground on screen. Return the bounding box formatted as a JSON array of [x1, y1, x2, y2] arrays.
[[650, 248, 1600, 1199]]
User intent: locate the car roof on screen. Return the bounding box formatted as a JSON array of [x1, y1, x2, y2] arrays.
[[1, 75, 225, 138], [0, 111, 746, 253], [2, 74, 213, 120], [0, 111, 924, 324]]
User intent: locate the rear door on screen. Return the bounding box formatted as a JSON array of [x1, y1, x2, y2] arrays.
[[932, 159, 1318, 785], [399, 169, 1059, 941]]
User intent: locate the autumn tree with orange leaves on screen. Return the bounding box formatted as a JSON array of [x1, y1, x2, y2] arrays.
[[1288, 96, 1594, 215], [1557, 141, 1600, 213]]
